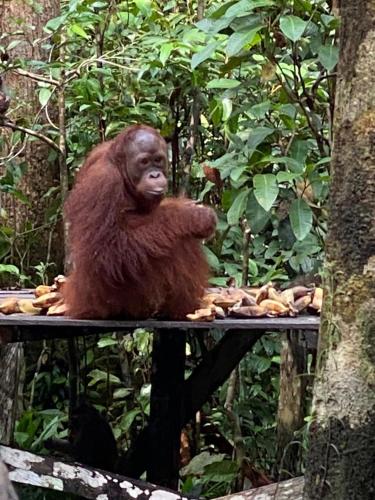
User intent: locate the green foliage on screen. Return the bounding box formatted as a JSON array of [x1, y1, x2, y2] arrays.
[[1, 0, 335, 284], [2, 0, 337, 496]]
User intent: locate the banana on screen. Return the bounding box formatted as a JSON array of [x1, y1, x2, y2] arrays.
[[187, 307, 216, 321], [294, 295, 312, 312], [47, 302, 67, 316], [259, 299, 289, 315], [229, 305, 268, 318], [18, 299, 42, 315], [311, 287, 323, 312], [0, 297, 20, 315], [255, 282, 273, 304], [34, 285, 52, 298], [33, 292, 63, 309]]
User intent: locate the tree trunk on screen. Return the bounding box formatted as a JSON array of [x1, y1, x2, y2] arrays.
[[304, 2, 375, 499], [0, 0, 63, 277], [0, 0, 60, 449], [0, 345, 23, 445]]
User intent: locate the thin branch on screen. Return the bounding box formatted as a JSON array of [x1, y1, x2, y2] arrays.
[[241, 219, 252, 287], [275, 68, 327, 156], [14, 68, 59, 86], [0, 119, 62, 153]]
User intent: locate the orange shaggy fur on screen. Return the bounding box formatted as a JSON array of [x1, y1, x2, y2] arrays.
[[63, 125, 216, 319]]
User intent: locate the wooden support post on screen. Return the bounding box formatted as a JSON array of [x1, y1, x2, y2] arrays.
[[147, 329, 186, 489], [275, 331, 309, 478], [119, 330, 264, 479]]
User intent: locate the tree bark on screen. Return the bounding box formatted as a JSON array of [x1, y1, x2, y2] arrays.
[[276, 331, 307, 478], [0, 458, 18, 500], [0, 0, 63, 275], [0, 344, 23, 445], [0, 0, 60, 454], [304, 2, 375, 499], [215, 476, 304, 500]]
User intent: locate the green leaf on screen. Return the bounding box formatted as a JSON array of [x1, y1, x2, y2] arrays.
[[230, 165, 246, 182], [247, 127, 274, 151], [70, 24, 89, 39], [38, 88, 52, 107], [160, 43, 173, 66], [207, 78, 241, 89], [0, 264, 20, 275], [222, 97, 232, 121], [290, 139, 309, 165], [289, 199, 313, 241], [227, 189, 249, 225], [113, 388, 133, 399], [248, 258, 258, 277], [44, 15, 66, 33], [203, 246, 221, 271], [191, 41, 221, 70], [97, 337, 117, 348], [276, 172, 301, 183], [88, 369, 122, 386], [7, 40, 22, 51], [198, 180, 214, 202], [195, 16, 234, 35], [280, 15, 307, 42], [253, 174, 279, 212], [246, 191, 270, 234], [226, 27, 261, 57], [226, 0, 274, 17], [204, 460, 238, 482], [318, 44, 339, 71], [135, 0, 152, 15], [120, 409, 141, 432], [181, 452, 226, 477]]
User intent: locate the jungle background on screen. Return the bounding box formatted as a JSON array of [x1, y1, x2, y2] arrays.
[[0, 0, 337, 498]]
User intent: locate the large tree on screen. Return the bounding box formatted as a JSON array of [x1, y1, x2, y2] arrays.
[[0, 0, 60, 445], [0, 0, 62, 275], [304, 2, 375, 499]]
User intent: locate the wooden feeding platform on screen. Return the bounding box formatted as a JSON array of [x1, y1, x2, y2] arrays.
[[0, 289, 319, 498], [0, 313, 319, 342]]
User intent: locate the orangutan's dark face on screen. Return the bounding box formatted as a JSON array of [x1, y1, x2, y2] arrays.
[[126, 129, 168, 201]]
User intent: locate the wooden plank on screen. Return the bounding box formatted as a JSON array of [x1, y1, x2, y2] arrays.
[[147, 330, 186, 489], [0, 315, 320, 343], [0, 445, 194, 500], [0, 314, 320, 330], [213, 476, 304, 499]]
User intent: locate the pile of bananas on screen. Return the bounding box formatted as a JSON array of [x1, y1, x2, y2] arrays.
[[0, 278, 323, 322], [0, 275, 67, 316], [187, 283, 322, 321]]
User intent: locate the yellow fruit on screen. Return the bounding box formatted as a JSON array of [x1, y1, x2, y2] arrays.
[[18, 299, 42, 315], [259, 299, 289, 315], [33, 292, 63, 309], [34, 285, 52, 298], [187, 307, 215, 321], [0, 297, 20, 314], [47, 302, 67, 316], [229, 305, 268, 318], [311, 287, 323, 312], [255, 282, 273, 304], [294, 295, 312, 312]]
